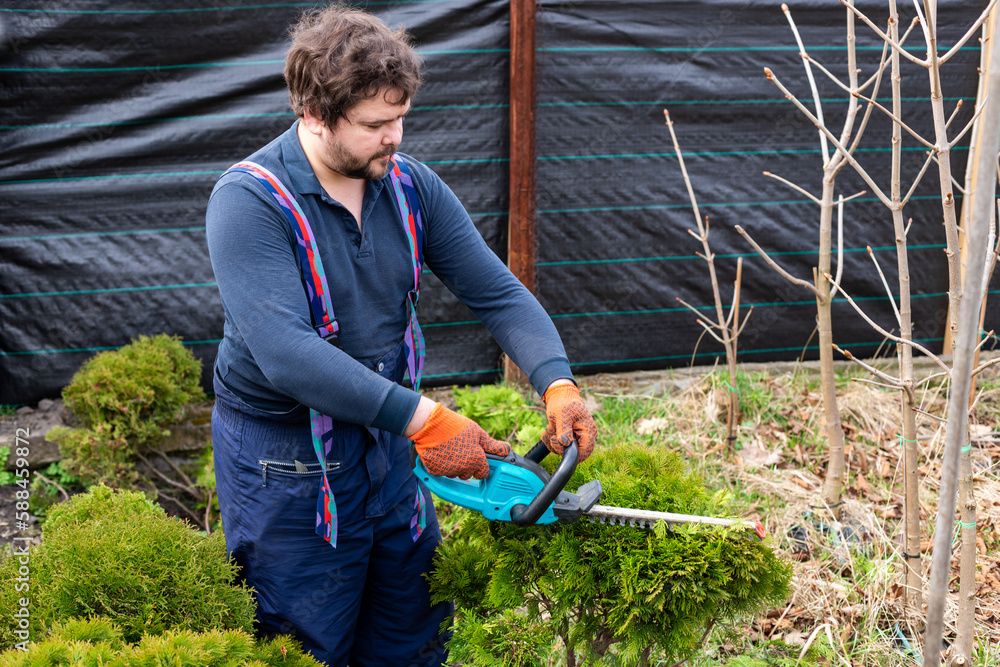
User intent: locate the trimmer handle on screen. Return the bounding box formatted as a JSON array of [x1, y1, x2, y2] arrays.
[[507, 441, 579, 526]]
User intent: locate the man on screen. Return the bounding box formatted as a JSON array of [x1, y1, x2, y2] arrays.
[[205, 5, 597, 666]]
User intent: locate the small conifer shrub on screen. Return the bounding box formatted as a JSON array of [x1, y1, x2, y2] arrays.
[[48, 334, 207, 487], [429, 443, 792, 666], [0, 618, 322, 667], [0, 486, 255, 650]]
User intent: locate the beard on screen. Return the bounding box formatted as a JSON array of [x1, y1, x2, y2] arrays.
[[323, 136, 396, 181]]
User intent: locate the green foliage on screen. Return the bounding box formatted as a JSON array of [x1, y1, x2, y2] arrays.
[[46, 423, 135, 490], [62, 334, 206, 442], [453, 384, 546, 447], [444, 610, 554, 667], [49, 334, 207, 487], [0, 618, 323, 667], [0, 486, 255, 650], [429, 441, 792, 666], [27, 460, 82, 520], [195, 444, 222, 533], [0, 448, 15, 486]]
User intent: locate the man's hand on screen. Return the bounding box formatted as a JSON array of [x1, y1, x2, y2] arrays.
[[541, 382, 597, 462], [410, 403, 511, 479]]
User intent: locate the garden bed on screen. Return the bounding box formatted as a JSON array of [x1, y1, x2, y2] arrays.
[[2, 352, 999, 665]]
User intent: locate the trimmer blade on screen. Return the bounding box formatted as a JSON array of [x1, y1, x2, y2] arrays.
[[583, 505, 765, 538]]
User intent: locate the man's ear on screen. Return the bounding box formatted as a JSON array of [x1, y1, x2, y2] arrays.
[[300, 106, 327, 136]]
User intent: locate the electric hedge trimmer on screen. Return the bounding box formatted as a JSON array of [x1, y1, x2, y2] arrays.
[[414, 441, 766, 540]]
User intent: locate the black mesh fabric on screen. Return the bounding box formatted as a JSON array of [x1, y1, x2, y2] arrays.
[[1, 0, 994, 405]]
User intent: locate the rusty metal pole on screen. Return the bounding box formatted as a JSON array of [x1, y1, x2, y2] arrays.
[[503, 0, 538, 385]]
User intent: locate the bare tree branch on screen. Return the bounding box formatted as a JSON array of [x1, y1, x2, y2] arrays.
[[929, 154, 969, 194], [840, 190, 868, 203], [735, 306, 755, 337], [840, 2, 928, 68], [972, 355, 1000, 378], [151, 447, 196, 488], [727, 259, 747, 362], [910, 0, 930, 45], [801, 51, 855, 95], [676, 297, 721, 329], [857, 17, 918, 93], [765, 67, 892, 206], [134, 451, 196, 495], [783, 2, 830, 164], [852, 90, 936, 150], [735, 225, 821, 297], [848, 44, 890, 160], [156, 489, 205, 527], [939, 0, 999, 65], [852, 376, 905, 391], [825, 272, 950, 371], [763, 171, 821, 204], [665, 109, 705, 233], [949, 94, 990, 149], [829, 195, 846, 299], [969, 386, 988, 415], [833, 343, 907, 389], [903, 151, 938, 206], [867, 246, 902, 326], [34, 472, 70, 502], [912, 406, 947, 423], [914, 370, 950, 388], [696, 319, 727, 345]]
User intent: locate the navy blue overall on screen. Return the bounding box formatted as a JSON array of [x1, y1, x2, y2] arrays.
[[211, 339, 451, 666]]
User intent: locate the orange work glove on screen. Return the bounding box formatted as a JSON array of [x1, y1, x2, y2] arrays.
[[541, 383, 597, 462], [411, 403, 511, 480]]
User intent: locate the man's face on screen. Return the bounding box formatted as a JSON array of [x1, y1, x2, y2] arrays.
[[321, 89, 410, 180]]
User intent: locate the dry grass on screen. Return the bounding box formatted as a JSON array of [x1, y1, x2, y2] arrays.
[[578, 354, 1000, 665]]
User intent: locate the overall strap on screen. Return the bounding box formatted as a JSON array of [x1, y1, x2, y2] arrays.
[[224, 161, 340, 343], [220, 161, 339, 548], [387, 157, 426, 392]]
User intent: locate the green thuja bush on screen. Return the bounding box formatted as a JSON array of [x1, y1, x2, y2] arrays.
[[0, 618, 322, 667], [453, 384, 546, 446], [0, 486, 255, 650], [429, 443, 792, 666], [48, 334, 207, 487]]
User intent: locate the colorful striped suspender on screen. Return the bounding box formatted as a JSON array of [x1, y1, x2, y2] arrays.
[[222, 158, 426, 547]]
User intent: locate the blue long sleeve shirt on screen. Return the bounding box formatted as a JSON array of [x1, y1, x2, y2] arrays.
[[205, 122, 573, 435]]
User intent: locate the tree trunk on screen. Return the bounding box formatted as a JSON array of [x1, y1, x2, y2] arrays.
[[950, 11, 997, 663], [817, 175, 846, 520], [887, 1, 923, 614], [923, 3, 1000, 659], [951, 446, 977, 666]]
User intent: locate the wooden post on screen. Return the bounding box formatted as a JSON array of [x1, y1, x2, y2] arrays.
[[504, 0, 538, 386]]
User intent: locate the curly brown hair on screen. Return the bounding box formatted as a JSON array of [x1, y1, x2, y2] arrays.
[[284, 4, 423, 125]]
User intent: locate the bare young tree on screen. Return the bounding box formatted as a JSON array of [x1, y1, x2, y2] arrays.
[[665, 110, 751, 446], [736, 1, 885, 522], [951, 23, 1000, 664]]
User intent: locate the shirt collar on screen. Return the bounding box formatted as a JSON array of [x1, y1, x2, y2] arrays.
[[280, 120, 326, 197], [279, 120, 388, 201]]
